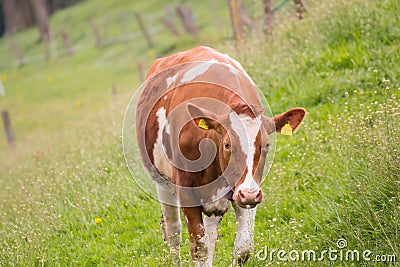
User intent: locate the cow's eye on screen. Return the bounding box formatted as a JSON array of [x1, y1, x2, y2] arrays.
[[266, 143, 270, 149], [224, 143, 231, 150]]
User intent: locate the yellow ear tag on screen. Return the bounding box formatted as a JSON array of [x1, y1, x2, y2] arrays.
[[281, 122, 292, 136], [198, 118, 209, 130]]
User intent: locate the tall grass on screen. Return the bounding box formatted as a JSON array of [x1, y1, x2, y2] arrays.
[[333, 86, 400, 255], [223, 0, 400, 265]]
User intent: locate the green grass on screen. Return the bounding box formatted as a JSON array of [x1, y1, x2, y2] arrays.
[[0, 0, 399, 266]]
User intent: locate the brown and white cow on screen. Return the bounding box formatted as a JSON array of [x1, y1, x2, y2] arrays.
[[135, 46, 306, 266]]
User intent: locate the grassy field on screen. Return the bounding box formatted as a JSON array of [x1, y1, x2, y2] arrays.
[[0, 0, 399, 266]]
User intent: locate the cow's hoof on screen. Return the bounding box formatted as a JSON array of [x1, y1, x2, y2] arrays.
[[231, 249, 251, 266]]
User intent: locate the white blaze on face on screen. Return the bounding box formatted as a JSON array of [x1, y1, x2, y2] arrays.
[[230, 112, 261, 191], [153, 107, 172, 177]]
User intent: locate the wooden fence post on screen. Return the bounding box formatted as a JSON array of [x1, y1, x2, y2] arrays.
[[263, 0, 274, 35], [210, 0, 222, 34], [293, 0, 307, 19], [1, 110, 15, 149], [0, 78, 5, 97], [137, 61, 145, 82], [162, 4, 180, 37], [239, 2, 255, 31], [227, 0, 245, 44], [120, 13, 127, 35], [90, 20, 102, 47], [176, 5, 198, 38], [134, 12, 154, 47], [61, 30, 74, 55], [43, 39, 51, 61], [111, 83, 117, 96], [11, 42, 24, 67]]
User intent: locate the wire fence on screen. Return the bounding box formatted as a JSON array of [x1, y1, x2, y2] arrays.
[[0, 0, 305, 69], [0, 7, 194, 68]]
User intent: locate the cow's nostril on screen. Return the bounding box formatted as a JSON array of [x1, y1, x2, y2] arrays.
[[238, 190, 246, 200], [255, 190, 262, 202]]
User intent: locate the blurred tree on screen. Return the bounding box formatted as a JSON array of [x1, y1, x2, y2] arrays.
[[30, 0, 50, 42], [0, 0, 83, 37], [49, 0, 64, 12], [263, 0, 274, 35], [228, 0, 245, 43], [48, 0, 83, 13], [0, 3, 4, 36], [2, 0, 35, 36]]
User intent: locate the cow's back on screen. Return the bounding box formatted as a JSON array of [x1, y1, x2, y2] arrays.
[[146, 46, 245, 79]]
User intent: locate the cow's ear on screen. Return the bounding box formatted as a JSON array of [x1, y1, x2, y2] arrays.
[[273, 108, 306, 134], [263, 108, 306, 134], [186, 103, 222, 133]]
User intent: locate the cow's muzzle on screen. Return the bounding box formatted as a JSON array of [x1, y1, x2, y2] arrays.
[[237, 188, 262, 208]]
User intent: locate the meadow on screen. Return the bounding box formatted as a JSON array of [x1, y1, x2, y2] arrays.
[[0, 0, 399, 266]]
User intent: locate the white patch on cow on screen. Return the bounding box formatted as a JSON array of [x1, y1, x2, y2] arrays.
[[166, 73, 178, 87], [198, 235, 207, 245], [230, 113, 261, 191], [212, 51, 255, 85], [211, 51, 226, 58], [212, 186, 229, 201], [206, 54, 240, 76], [229, 66, 239, 75], [228, 55, 255, 85], [204, 215, 220, 239], [204, 215, 221, 266], [156, 183, 181, 262], [202, 198, 229, 215], [203, 187, 230, 215], [194, 234, 209, 266], [153, 107, 172, 178], [232, 203, 257, 263], [224, 53, 246, 72], [163, 95, 168, 100], [181, 60, 216, 83], [165, 121, 170, 135]]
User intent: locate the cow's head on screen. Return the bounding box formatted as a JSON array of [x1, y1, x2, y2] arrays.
[[187, 102, 306, 209]]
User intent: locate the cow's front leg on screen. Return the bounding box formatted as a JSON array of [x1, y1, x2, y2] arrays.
[[231, 203, 257, 266], [156, 183, 182, 266], [204, 215, 222, 266], [182, 206, 208, 265]]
